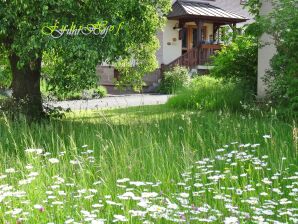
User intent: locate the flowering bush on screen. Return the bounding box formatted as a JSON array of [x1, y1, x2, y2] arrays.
[[159, 66, 190, 94]]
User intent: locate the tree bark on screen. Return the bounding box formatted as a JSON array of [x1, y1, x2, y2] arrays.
[[8, 52, 44, 119]]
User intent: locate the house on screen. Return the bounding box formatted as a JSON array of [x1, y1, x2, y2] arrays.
[[99, 0, 253, 93]]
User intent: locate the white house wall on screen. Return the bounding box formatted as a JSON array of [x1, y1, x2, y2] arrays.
[[162, 20, 182, 65], [156, 31, 164, 67], [257, 0, 276, 98]]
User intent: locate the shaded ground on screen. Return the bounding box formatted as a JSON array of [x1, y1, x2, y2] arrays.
[[48, 94, 171, 110]]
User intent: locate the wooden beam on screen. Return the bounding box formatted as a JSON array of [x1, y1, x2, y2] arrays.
[[178, 20, 186, 28], [213, 23, 220, 42], [195, 20, 203, 46]]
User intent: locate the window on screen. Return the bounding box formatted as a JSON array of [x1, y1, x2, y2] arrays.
[[181, 28, 187, 49]]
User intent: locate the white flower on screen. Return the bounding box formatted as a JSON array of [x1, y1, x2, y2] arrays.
[[28, 172, 39, 177], [251, 144, 260, 148], [91, 220, 105, 224], [141, 192, 158, 198], [224, 216, 239, 224], [48, 158, 59, 164], [5, 168, 16, 173], [70, 160, 80, 165], [34, 204, 43, 210], [130, 181, 146, 186], [118, 192, 135, 200], [263, 135, 271, 139], [129, 210, 147, 217], [113, 215, 128, 222], [179, 192, 189, 198], [260, 192, 268, 196], [25, 164, 33, 170], [12, 208, 23, 215], [147, 205, 166, 213], [262, 178, 272, 185], [52, 201, 63, 205], [65, 219, 74, 224], [116, 178, 130, 183], [262, 209, 274, 216], [0, 174, 7, 179], [93, 180, 102, 185], [25, 148, 43, 154], [92, 204, 104, 208]]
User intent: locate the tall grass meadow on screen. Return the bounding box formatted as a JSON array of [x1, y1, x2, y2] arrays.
[[0, 105, 297, 223]]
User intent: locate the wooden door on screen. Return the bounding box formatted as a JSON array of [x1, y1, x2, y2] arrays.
[[187, 26, 207, 50]]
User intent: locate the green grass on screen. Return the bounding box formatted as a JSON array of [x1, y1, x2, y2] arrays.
[[0, 94, 7, 100], [0, 105, 297, 223], [167, 76, 250, 111]]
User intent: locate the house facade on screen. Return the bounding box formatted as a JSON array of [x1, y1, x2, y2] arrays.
[[99, 0, 253, 92], [257, 0, 276, 98]]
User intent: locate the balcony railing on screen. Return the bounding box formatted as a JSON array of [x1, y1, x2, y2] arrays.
[[161, 44, 222, 73]]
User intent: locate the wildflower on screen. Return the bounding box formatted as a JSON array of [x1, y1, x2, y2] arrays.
[[263, 135, 271, 139], [93, 181, 102, 185], [118, 192, 135, 200], [0, 174, 7, 179], [262, 178, 272, 185], [129, 210, 147, 217], [25, 148, 43, 154], [236, 189, 243, 195], [70, 160, 80, 165], [224, 216, 239, 224], [5, 168, 16, 173], [116, 178, 130, 183], [48, 158, 59, 164], [91, 220, 105, 224], [130, 181, 146, 186], [251, 144, 260, 148], [113, 215, 128, 222], [34, 204, 45, 212], [92, 204, 104, 208], [25, 164, 33, 170], [65, 219, 74, 224], [179, 192, 189, 198], [11, 208, 23, 215], [52, 201, 63, 205], [141, 192, 158, 198]]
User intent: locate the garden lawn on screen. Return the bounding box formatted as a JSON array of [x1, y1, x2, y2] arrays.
[[0, 105, 297, 223]]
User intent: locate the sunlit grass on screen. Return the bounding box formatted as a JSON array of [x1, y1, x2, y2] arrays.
[[0, 105, 297, 223]]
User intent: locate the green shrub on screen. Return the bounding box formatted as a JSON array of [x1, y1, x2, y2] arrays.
[[159, 66, 190, 94], [83, 86, 107, 99], [211, 35, 258, 95], [0, 52, 12, 89], [167, 76, 249, 111], [43, 86, 107, 101], [263, 0, 298, 117]]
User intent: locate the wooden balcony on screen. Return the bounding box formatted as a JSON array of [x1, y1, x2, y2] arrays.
[[161, 44, 222, 73]]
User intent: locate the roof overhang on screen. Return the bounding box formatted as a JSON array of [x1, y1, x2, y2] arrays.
[[168, 0, 249, 24]]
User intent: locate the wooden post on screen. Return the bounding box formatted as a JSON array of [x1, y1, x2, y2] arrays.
[[229, 23, 237, 41], [195, 20, 203, 46], [213, 24, 220, 43], [195, 20, 203, 65]]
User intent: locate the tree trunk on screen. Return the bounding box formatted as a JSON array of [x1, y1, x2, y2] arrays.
[[8, 52, 44, 119]]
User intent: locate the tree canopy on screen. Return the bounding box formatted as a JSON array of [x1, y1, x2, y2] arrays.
[[0, 0, 171, 119]]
